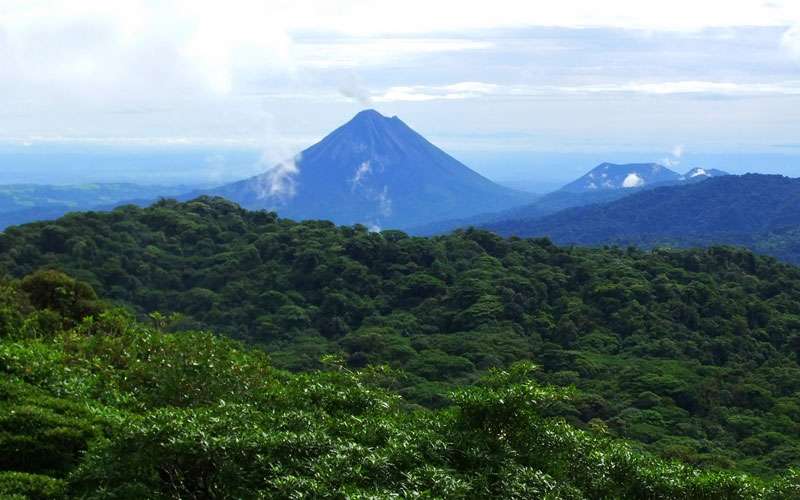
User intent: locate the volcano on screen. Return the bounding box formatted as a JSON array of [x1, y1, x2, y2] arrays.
[[204, 109, 534, 228]]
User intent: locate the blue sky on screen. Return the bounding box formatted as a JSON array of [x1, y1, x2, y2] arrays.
[[2, 1, 800, 187]]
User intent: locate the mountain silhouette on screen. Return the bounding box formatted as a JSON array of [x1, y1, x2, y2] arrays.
[[204, 109, 534, 228], [485, 174, 800, 263], [559, 162, 682, 193]]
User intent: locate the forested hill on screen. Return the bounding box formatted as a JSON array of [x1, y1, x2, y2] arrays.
[[486, 174, 800, 263], [3, 196, 800, 475], [2, 272, 798, 497]]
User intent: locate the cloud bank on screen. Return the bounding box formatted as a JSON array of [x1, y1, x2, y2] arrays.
[[370, 81, 800, 102], [0, 1, 799, 154]]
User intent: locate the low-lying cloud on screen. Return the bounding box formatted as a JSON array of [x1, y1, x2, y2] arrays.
[[254, 154, 301, 202], [339, 75, 373, 106], [783, 25, 800, 57], [377, 186, 392, 217], [662, 145, 684, 168], [370, 80, 800, 102], [623, 173, 645, 188], [350, 161, 372, 189]]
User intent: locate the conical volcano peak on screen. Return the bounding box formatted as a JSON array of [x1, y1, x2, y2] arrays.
[[346, 109, 400, 127], [206, 109, 534, 228], [341, 108, 399, 130], [352, 109, 387, 120], [307, 108, 421, 162]]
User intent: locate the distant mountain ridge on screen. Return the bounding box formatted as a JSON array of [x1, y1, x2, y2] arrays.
[[0, 183, 189, 229], [559, 162, 729, 193], [559, 162, 681, 192], [485, 173, 800, 263], [409, 189, 632, 236], [409, 163, 730, 235], [200, 109, 535, 228], [682, 167, 729, 180]]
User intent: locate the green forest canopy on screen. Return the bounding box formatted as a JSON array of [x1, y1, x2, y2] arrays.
[[0, 271, 798, 498], [2, 197, 800, 477]]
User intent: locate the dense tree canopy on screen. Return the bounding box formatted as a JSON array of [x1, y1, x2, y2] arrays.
[[2, 197, 800, 475], [0, 271, 798, 498]]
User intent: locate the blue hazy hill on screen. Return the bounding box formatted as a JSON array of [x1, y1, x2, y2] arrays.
[[559, 162, 681, 192], [0, 183, 188, 229], [485, 173, 800, 263], [408, 163, 730, 235]]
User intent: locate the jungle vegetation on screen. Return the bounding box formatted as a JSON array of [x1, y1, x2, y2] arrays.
[[1, 270, 799, 498], [1, 197, 800, 479]]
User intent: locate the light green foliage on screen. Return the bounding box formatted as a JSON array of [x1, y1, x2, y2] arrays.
[[0, 274, 796, 497], [0, 472, 66, 500], [0, 292, 800, 499]]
